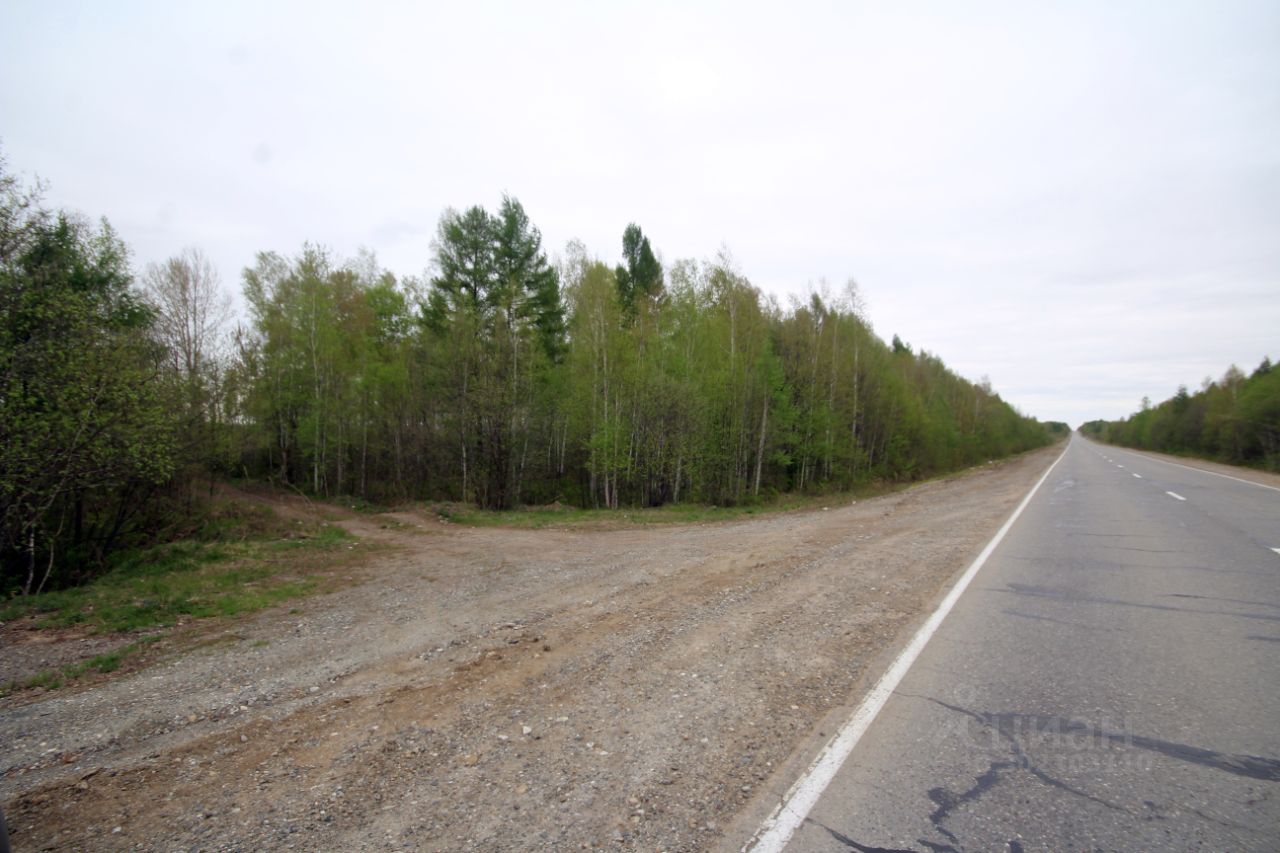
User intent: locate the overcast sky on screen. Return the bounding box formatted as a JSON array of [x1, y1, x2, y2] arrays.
[[3, 0, 1277, 426]]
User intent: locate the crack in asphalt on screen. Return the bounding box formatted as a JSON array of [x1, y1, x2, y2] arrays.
[[929, 698, 1280, 782], [1000, 609, 1114, 632], [840, 696, 1131, 852], [1164, 593, 1280, 610], [806, 817, 923, 852], [804, 693, 1279, 849], [916, 700, 1125, 851], [999, 583, 1280, 623], [1099, 546, 1180, 554]]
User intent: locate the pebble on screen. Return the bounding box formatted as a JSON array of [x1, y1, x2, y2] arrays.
[[0, 470, 1010, 851]]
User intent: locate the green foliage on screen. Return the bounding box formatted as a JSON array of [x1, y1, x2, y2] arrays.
[[435, 483, 901, 530], [237, 244, 420, 500], [0, 517, 349, 634], [2, 151, 1058, 597], [423, 196, 565, 509], [615, 223, 663, 316], [1043, 421, 1071, 438], [1085, 358, 1279, 469], [1, 162, 176, 594]]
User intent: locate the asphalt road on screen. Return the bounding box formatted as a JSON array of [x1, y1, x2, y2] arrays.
[[774, 434, 1280, 852]]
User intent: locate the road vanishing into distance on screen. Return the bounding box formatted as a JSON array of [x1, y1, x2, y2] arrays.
[[753, 434, 1280, 852]]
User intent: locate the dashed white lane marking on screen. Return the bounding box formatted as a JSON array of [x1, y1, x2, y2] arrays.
[[744, 448, 1070, 852], [1117, 465, 1124, 469], [1272, 548, 1280, 556], [1133, 473, 1142, 479], [1166, 491, 1187, 501], [1104, 447, 1280, 494]]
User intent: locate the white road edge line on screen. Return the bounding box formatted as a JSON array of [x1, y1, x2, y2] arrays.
[[1166, 491, 1187, 501], [1106, 447, 1280, 494], [743, 446, 1069, 853]]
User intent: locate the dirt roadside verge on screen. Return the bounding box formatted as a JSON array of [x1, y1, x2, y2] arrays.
[[1, 444, 1062, 851]]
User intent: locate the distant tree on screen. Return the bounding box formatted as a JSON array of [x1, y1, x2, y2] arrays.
[[425, 196, 564, 508], [1086, 356, 1278, 470], [142, 247, 232, 474], [143, 248, 229, 396], [614, 223, 663, 316], [494, 197, 566, 360], [0, 150, 1067, 595]]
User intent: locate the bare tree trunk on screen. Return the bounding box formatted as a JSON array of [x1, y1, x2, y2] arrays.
[[35, 535, 57, 596], [754, 392, 769, 497], [827, 320, 838, 479], [850, 334, 860, 477], [360, 404, 369, 498], [460, 367, 469, 503], [24, 529, 36, 597], [335, 415, 344, 495], [559, 421, 568, 477], [674, 454, 682, 504]]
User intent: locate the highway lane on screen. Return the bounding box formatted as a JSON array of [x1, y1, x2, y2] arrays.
[[758, 433, 1280, 851]]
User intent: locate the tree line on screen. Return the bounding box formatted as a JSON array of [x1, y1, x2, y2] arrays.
[[1080, 359, 1279, 469], [1, 159, 1053, 594]]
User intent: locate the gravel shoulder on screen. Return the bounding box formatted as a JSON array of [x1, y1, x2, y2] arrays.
[[1, 445, 1061, 851]]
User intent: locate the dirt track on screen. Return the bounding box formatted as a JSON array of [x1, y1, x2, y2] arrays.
[[1, 445, 1060, 851]]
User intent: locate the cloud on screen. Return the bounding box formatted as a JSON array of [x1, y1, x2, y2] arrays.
[[1, 0, 1275, 426]]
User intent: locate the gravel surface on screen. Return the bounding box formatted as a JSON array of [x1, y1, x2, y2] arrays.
[[0, 445, 1060, 851]]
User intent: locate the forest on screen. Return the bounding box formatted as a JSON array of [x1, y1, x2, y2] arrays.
[[1, 160, 1054, 595], [1080, 359, 1279, 469]]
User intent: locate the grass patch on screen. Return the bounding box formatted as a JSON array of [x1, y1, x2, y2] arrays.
[[431, 484, 906, 530], [0, 522, 352, 635], [330, 495, 392, 514], [0, 637, 162, 698], [428, 450, 1049, 531]]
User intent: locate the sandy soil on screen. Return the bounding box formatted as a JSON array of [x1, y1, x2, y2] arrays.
[[0, 445, 1061, 851]]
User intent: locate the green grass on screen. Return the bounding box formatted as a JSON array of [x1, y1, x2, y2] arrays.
[[329, 495, 391, 514], [431, 485, 906, 530], [0, 522, 352, 635], [0, 637, 162, 697], [430, 447, 1061, 531]]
